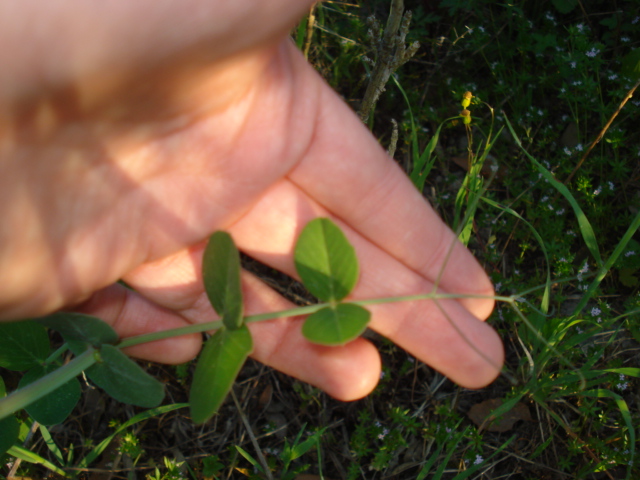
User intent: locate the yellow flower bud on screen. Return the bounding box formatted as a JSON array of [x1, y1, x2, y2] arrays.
[[461, 91, 473, 108], [460, 109, 472, 124]]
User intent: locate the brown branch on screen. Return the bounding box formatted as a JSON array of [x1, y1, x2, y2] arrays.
[[564, 77, 640, 186]]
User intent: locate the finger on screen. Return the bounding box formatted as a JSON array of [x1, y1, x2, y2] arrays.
[[283, 44, 495, 320], [229, 178, 504, 388], [122, 248, 382, 401]]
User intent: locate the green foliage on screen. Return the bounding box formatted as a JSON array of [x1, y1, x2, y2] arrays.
[[189, 325, 253, 424], [0, 321, 50, 371], [202, 231, 245, 331], [85, 345, 164, 408], [294, 217, 359, 303], [2, 1, 640, 478]]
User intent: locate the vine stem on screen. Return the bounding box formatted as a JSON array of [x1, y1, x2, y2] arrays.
[[115, 292, 515, 349]]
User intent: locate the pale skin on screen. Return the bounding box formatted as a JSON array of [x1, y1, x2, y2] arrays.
[[0, 0, 503, 400]]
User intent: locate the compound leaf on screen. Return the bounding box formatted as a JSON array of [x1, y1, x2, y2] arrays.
[[202, 231, 244, 330], [294, 218, 359, 302], [86, 345, 164, 408], [302, 303, 371, 346], [19, 364, 81, 426], [190, 325, 253, 424], [0, 321, 50, 371]]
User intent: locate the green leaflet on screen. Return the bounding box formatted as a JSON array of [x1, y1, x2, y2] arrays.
[[19, 364, 81, 426], [302, 303, 371, 346], [294, 218, 359, 303], [0, 321, 50, 371], [86, 345, 164, 408], [190, 325, 253, 424], [37, 312, 119, 354], [202, 231, 244, 330]]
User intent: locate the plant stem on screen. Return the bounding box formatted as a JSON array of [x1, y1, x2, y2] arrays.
[[0, 348, 97, 421], [116, 292, 515, 350]]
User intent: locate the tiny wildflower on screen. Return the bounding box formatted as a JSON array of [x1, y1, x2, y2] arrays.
[[590, 307, 601, 317], [548, 204, 555, 210], [616, 374, 628, 391], [579, 262, 589, 274], [495, 282, 502, 291], [563, 146, 572, 155], [608, 73, 618, 80], [380, 371, 386, 379], [559, 257, 568, 262], [474, 455, 484, 465], [633, 16, 639, 24], [572, 80, 582, 86], [593, 186, 602, 196], [560, 87, 566, 94], [576, 23, 586, 32], [574, 143, 583, 152], [621, 36, 630, 43], [445, 427, 452, 434], [567, 230, 577, 237], [570, 61, 577, 69], [378, 428, 390, 440], [607, 181, 615, 191], [585, 47, 600, 58], [556, 208, 566, 215], [625, 250, 636, 257]]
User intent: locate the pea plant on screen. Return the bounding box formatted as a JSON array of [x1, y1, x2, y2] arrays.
[[0, 216, 497, 449]]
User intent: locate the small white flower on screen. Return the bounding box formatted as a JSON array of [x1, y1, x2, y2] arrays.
[[576, 23, 585, 32], [621, 36, 630, 43], [573, 80, 582, 86], [607, 181, 615, 191], [574, 143, 584, 152], [580, 262, 589, 274], [563, 146, 572, 155], [474, 455, 484, 465], [625, 250, 636, 257], [570, 61, 577, 69], [591, 307, 601, 317], [585, 48, 600, 58], [556, 208, 566, 215], [593, 186, 602, 196], [609, 73, 618, 80]]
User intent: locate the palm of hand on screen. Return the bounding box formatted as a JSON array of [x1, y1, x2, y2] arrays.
[[0, 36, 502, 399]]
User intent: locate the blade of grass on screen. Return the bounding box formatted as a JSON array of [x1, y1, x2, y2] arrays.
[[503, 114, 602, 267]]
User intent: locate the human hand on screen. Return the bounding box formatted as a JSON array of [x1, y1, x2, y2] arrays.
[[0, 0, 503, 400]]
